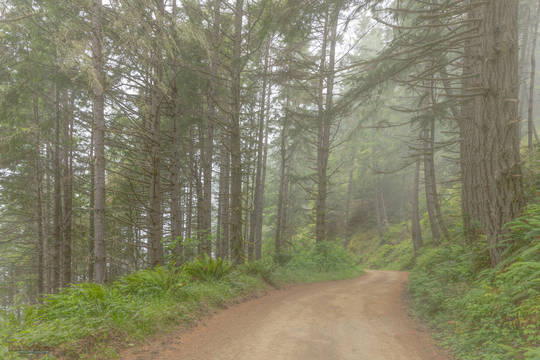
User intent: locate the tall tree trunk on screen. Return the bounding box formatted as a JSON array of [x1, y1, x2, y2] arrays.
[[342, 156, 355, 249], [315, 7, 329, 244], [250, 40, 270, 261], [230, 0, 245, 265], [528, 0, 540, 151], [275, 111, 288, 257], [316, 3, 339, 243], [411, 159, 423, 254], [92, 0, 106, 283], [52, 80, 62, 292], [88, 119, 95, 281], [422, 125, 441, 244], [199, 0, 222, 257], [32, 85, 44, 296], [148, 0, 165, 267], [185, 128, 195, 260], [62, 90, 73, 286], [256, 75, 272, 260], [374, 181, 384, 243], [169, 0, 183, 267], [217, 140, 230, 260], [459, 3, 483, 244], [195, 130, 204, 255], [471, 0, 525, 266], [44, 144, 52, 292], [519, 3, 531, 136], [171, 86, 183, 265]]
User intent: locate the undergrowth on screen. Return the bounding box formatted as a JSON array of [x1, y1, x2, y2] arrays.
[[0, 241, 362, 359], [357, 204, 540, 360]]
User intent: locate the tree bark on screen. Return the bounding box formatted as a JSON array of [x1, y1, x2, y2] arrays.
[[92, 0, 106, 283], [315, 7, 330, 244], [342, 155, 355, 249], [316, 3, 339, 243], [275, 107, 288, 257], [88, 114, 95, 282], [471, 0, 525, 266], [62, 90, 73, 286], [459, 3, 482, 243], [52, 80, 62, 292], [230, 0, 245, 265], [217, 139, 230, 260], [256, 74, 272, 260], [374, 181, 384, 243], [527, 0, 540, 151], [198, 0, 221, 257], [44, 144, 52, 292], [32, 84, 44, 296], [422, 125, 441, 244], [148, 0, 165, 267], [250, 40, 270, 261], [171, 86, 183, 265], [411, 159, 423, 254], [519, 3, 531, 136]]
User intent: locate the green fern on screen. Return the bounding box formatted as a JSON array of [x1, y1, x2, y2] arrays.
[[183, 255, 233, 282]]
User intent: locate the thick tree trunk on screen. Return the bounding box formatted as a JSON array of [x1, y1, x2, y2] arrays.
[[92, 0, 107, 283], [230, 0, 245, 265], [471, 0, 525, 266], [411, 159, 423, 254]]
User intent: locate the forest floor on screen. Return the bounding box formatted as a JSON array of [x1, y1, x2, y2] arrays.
[[120, 270, 451, 360]]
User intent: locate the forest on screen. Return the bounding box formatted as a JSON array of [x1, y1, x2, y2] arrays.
[[0, 0, 539, 359]]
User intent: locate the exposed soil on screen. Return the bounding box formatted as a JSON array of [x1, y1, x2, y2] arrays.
[[120, 270, 450, 360]]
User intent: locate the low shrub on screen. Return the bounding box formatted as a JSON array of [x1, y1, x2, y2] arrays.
[[409, 240, 539, 360], [116, 266, 185, 297], [183, 255, 233, 282], [0, 238, 363, 359], [239, 259, 276, 285]]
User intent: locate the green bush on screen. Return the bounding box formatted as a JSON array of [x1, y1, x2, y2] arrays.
[[239, 260, 276, 285], [0, 239, 362, 359], [409, 240, 539, 360], [116, 266, 185, 297], [281, 239, 359, 272], [183, 255, 233, 282]]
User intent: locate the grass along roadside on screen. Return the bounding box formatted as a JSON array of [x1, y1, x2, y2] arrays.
[[354, 206, 540, 360], [0, 242, 362, 359]]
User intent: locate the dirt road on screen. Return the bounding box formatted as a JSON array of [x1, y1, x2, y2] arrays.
[[121, 270, 450, 360]]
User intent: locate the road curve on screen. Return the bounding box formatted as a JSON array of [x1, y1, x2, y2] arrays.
[[121, 270, 450, 360]]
